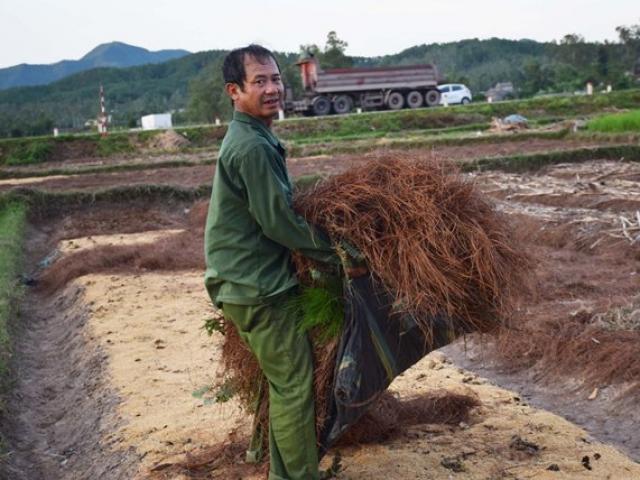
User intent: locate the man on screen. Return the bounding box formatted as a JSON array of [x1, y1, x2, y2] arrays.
[[204, 45, 358, 480]]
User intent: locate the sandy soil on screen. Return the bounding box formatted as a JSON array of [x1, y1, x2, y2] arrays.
[[79, 272, 246, 474], [336, 352, 640, 480], [57, 229, 185, 254], [0, 174, 69, 186], [7, 267, 639, 479], [446, 338, 640, 463]]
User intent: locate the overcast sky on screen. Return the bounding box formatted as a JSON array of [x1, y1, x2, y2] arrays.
[[0, 0, 638, 68]]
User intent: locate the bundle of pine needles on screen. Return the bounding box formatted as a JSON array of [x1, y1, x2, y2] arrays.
[[219, 156, 529, 449], [294, 156, 530, 339]]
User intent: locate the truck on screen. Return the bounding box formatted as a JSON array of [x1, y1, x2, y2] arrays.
[[286, 55, 442, 116]]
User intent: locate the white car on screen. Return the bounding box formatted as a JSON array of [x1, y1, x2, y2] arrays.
[[438, 84, 472, 105]]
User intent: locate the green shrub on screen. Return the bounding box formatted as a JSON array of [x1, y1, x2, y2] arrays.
[[287, 278, 344, 343]]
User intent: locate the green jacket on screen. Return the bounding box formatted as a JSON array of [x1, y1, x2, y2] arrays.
[[204, 111, 339, 306]]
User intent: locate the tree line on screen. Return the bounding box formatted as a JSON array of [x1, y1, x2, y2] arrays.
[[1, 25, 639, 138]]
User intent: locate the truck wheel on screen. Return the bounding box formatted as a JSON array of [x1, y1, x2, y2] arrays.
[[424, 90, 441, 107], [387, 91, 405, 110], [406, 90, 423, 108], [333, 95, 353, 114], [312, 96, 332, 116]]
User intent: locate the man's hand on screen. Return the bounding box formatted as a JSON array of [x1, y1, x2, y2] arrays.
[[336, 241, 368, 279]]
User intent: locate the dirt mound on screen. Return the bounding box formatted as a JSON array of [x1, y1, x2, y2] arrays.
[[50, 202, 191, 240], [494, 306, 640, 392], [147, 130, 190, 150], [38, 231, 203, 292], [337, 389, 480, 445], [50, 140, 99, 162], [37, 202, 206, 292]]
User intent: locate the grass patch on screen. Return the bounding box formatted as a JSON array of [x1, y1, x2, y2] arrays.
[[275, 109, 488, 141], [5, 141, 53, 165], [587, 110, 640, 133], [1, 184, 211, 217], [288, 128, 571, 157], [287, 122, 492, 147], [95, 134, 135, 157], [0, 131, 172, 165], [0, 201, 27, 381], [0, 157, 215, 180], [575, 131, 640, 142], [177, 125, 227, 146]]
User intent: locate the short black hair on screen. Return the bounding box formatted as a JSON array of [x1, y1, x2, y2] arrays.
[[222, 44, 281, 89]]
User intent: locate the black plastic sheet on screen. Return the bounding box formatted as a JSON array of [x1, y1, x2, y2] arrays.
[[318, 275, 458, 454]]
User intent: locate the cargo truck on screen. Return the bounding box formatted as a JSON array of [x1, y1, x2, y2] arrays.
[[286, 55, 442, 116]]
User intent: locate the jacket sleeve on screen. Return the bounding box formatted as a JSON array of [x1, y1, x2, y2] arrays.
[[237, 143, 340, 265]]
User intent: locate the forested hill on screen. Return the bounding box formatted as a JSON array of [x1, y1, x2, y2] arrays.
[[360, 37, 634, 94], [1, 35, 638, 137], [368, 38, 549, 89], [0, 42, 191, 90], [356, 38, 545, 82], [0, 50, 229, 137]]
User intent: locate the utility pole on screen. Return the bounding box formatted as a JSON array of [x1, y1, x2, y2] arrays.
[[97, 84, 108, 136]]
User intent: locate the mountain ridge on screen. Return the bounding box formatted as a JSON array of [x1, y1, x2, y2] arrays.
[[0, 41, 191, 90]]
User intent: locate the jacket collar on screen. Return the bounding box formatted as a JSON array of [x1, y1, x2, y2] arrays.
[[232, 111, 284, 153]]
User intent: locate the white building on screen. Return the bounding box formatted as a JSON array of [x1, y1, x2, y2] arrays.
[[141, 113, 173, 130]]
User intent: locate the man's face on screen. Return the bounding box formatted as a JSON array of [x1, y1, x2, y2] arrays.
[[227, 55, 283, 125]]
